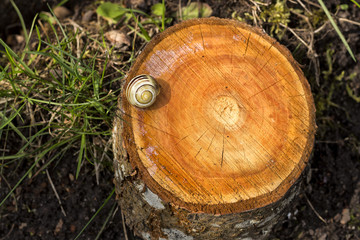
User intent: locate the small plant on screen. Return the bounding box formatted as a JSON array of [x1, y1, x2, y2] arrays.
[[96, 0, 171, 42], [178, 2, 212, 20], [260, 0, 290, 39]]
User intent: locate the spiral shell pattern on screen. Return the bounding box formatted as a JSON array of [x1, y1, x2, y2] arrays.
[[126, 75, 160, 108]]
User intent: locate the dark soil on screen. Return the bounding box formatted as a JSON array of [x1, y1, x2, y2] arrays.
[[1, 0, 360, 239], [0, 153, 125, 240]]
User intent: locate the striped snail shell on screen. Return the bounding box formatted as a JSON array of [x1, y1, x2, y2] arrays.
[[126, 74, 160, 108]]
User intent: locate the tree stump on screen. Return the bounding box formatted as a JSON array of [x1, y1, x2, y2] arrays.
[[113, 18, 316, 240]]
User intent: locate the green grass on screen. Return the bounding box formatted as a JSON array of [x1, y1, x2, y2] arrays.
[[74, 187, 115, 240], [0, 1, 172, 238], [350, 0, 360, 8], [0, 2, 124, 238], [318, 0, 356, 62]]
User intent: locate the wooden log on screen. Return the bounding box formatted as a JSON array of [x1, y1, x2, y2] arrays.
[[113, 18, 316, 240]]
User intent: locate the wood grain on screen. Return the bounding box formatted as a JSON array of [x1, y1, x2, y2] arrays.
[[121, 18, 316, 214]]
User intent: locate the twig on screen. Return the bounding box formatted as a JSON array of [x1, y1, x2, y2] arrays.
[[296, 0, 313, 15], [37, 20, 50, 42], [281, 8, 321, 85], [99, 138, 112, 163], [0, 223, 14, 240], [305, 194, 327, 224], [27, 101, 35, 137], [252, 9, 259, 27], [94, 147, 100, 186], [249, 0, 269, 6], [65, 19, 84, 58], [178, 0, 182, 20], [339, 17, 360, 27], [279, 23, 310, 49], [314, 21, 329, 33], [249, 0, 262, 12], [46, 169, 67, 217], [0, 98, 13, 105], [121, 210, 129, 240], [303, 0, 321, 8], [0, 173, 18, 211], [249, 0, 263, 27]]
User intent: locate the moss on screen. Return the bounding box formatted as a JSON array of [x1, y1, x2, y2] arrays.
[[260, 0, 290, 39]]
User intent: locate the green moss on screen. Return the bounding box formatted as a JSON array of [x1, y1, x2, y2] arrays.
[[260, 0, 290, 39], [306, 9, 326, 28]]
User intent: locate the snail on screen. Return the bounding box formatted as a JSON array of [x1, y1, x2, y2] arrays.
[[126, 74, 160, 108]]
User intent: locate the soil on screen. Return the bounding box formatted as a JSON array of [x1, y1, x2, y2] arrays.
[[1, 0, 360, 240]]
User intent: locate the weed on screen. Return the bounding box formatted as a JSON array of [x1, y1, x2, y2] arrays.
[[96, 0, 171, 42], [177, 2, 212, 20]]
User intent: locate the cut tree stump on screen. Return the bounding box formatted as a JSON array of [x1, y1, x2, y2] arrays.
[[113, 18, 316, 240]]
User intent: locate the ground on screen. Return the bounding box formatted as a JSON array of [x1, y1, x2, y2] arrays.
[[0, 0, 360, 239]]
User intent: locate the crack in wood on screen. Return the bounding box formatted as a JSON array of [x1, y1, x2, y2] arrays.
[[175, 135, 188, 146], [196, 129, 208, 142], [199, 24, 205, 51], [195, 147, 202, 158], [221, 127, 225, 167], [207, 132, 216, 151], [255, 56, 272, 77], [244, 32, 251, 56], [247, 78, 281, 100]]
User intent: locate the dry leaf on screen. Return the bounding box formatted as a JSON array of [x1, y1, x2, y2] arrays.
[[54, 218, 64, 235], [53, 6, 71, 20], [104, 30, 131, 48]]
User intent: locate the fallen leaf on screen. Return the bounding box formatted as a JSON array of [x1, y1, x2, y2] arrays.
[[54, 218, 63, 235], [82, 10, 95, 23], [19, 222, 27, 230], [105, 30, 131, 48], [53, 6, 71, 20], [69, 173, 75, 182]]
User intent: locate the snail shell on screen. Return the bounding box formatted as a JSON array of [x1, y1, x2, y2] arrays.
[[126, 75, 160, 108]]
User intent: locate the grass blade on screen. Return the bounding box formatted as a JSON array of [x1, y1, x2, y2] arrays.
[[0, 39, 36, 77], [48, 4, 68, 41], [318, 0, 356, 62], [74, 188, 115, 240], [95, 202, 117, 240], [0, 160, 38, 207], [130, 10, 151, 41], [0, 103, 28, 144], [350, 0, 360, 8], [161, 0, 166, 31], [10, 0, 28, 43], [0, 136, 77, 207], [76, 133, 86, 179]]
